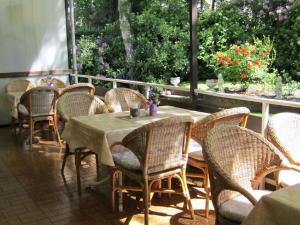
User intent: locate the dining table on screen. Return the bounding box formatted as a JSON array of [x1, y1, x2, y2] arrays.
[[62, 105, 209, 167], [242, 183, 300, 225]]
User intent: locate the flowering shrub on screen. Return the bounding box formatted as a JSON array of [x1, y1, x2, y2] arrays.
[[76, 35, 110, 76], [210, 37, 274, 84]]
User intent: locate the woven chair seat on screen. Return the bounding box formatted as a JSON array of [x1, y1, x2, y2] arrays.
[[188, 139, 204, 161], [112, 147, 141, 171], [278, 170, 300, 187], [219, 190, 271, 223]]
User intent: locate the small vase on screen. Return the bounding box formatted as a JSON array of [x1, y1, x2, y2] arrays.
[[149, 103, 158, 117]]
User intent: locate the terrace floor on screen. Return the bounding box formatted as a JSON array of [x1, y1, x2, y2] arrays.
[[0, 126, 215, 225]]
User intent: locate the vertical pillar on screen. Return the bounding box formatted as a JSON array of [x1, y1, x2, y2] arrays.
[[69, 0, 77, 74], [189, 0, 199, 102], [261, 102, 270, 136]]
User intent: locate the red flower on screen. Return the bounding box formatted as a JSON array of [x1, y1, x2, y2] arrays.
[[222, 61, 229, 66], [255, 60, 261, 65], [247, 62, 252, 70], [240, 73, 247, 80], [232, 61, 238, 66], [251, 50, 256, 54], [217, 55, 223, 62], [225, 57, 231, 63], [234, 48, 240, 54]]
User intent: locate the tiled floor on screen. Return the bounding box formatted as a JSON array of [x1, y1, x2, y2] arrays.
[[0, 126, 215, 225]]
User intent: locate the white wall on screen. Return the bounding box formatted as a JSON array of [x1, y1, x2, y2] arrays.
[[0, 0, 68, 72], [0, 0, 69, 125]]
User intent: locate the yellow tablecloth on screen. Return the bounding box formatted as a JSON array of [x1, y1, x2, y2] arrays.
[[61, 105, 209, 166], [242, 184, 300, 225]]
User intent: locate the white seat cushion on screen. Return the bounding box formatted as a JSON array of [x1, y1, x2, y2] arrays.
[[112, 147, 141, 171], [188, 139, 204, 161], [219, 190, 271, 223], [279, 170, 300, 187], [18, 104, 29, 116]]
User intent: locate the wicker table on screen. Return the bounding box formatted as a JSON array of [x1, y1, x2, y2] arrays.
[[61, 105, 209, 167], [242, 184, 300, 225]]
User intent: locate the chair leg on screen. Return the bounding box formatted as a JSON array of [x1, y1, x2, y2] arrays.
[[143, 179, 149, 225], [11, 117, 17, 136], [181, 170, 195, 220], [29, 119, 34, 151], [94, 153, 99, 180], [61, 144, 70, 175], [204, 167, 210, 218], [75, 148, 82, 194], [111, 169, 117, 212], [52, 116, 62, 147], [168, 177, 172, 197]]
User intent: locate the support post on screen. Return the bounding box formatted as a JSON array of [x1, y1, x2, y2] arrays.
[[145, 85, 150, 100], [113, 81, 117, 88], [189, 0, 199, 102], [69, 0, 77, 74], [261, 102, 270, 136]]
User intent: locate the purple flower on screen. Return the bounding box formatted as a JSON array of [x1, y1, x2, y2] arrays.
[[96, 38, 102, 45], [76, 63, 82, 70], [98, 57, 104, 64], [263, 5, 269, 10], [269, 11, 274, 16], [103, 63, 109, 68], [102, 42, 108, 48], [288, 0, 294, 4], [259, 10, 265, 17], [98, 47, 104, 54], [278, 15, 284, 21]]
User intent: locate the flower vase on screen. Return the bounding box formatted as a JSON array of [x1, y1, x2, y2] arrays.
[[149, 103, 158, 117]]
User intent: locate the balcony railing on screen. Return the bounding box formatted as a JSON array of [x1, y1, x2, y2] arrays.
[[70, 73, 300, 135]]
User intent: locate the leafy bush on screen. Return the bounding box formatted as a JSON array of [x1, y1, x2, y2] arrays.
[[209, 37, 274, 84]]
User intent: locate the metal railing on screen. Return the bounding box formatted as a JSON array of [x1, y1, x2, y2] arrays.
[[71, 73, 300, 135]]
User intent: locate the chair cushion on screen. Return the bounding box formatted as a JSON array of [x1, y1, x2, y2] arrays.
[[188, 139, 204, 161], [18, 104, 29, 116], [219, 190, 271, 223], [112, 147, 141, 171], [279, 170, 300, 187]]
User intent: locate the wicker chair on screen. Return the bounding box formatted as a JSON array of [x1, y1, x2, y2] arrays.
[[17, 87, 61, 150], [57, 92, 108, 193], [187, 107, 250, 218], [111, 116, 195, 225], [37, 77, 66, 88], [267, 112, 300, 187], [203, 125, 299, 225], [5, 80, 35, 134], [60, 83, 95, 96], [104, 88, 147, 112]]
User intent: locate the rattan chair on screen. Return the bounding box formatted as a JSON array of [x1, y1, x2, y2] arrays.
[[5, 80, 35, 134], [104, 88, 147, 112], [111, 116, 195, 225], [187, 107, 250, 218], [17, 87, 61, 150], [267, 112, 300, 187], [203, 125, 299, 225], [57, 92, 108, 193], [60, 83, 95, 96], [37, 77, 66, 88]]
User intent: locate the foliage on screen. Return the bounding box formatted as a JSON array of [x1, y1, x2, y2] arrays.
[[129, 0, 190, 83], [209, 37, 274, 84]]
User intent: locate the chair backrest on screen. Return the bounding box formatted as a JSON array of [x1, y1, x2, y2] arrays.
[[203, 125, 282, 209], [37, 77, 66, 88], [20, 87, 59, 116], [122, 116, 193, 175], [192, 107, 250, 145], [267, 112, 300, 166], [5, 80, 35, 93], [57, 92, 108, 122], [104, 88, 147, 112], [60, 83, 95, 96]]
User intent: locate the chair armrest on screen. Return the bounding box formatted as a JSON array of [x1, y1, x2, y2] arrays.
[[109, 141, 123, 150]]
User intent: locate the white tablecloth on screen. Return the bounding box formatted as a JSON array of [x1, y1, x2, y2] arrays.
[[62, 105, 209, 166]]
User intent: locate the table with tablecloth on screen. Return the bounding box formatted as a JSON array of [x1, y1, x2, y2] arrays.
[[242, 183, 300, 225], [61, 105, 209, 167]]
